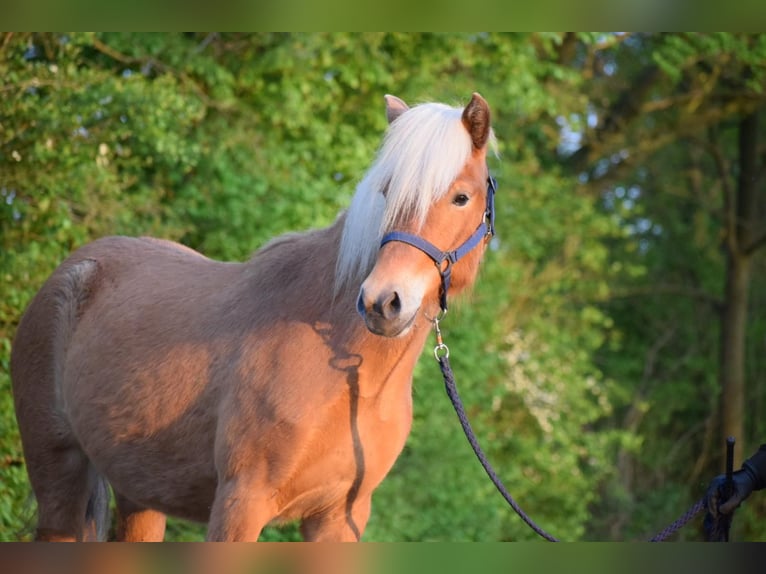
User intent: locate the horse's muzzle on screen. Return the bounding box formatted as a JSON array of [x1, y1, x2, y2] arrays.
[[356, 287, 416, 337]]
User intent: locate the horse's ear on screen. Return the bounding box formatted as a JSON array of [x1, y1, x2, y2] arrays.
[[385, 94, 409, 124], [462, 92, 491, 150]]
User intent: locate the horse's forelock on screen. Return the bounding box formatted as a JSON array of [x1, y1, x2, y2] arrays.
[[378, 103, 472, 229], [335, 102, 473, 292]]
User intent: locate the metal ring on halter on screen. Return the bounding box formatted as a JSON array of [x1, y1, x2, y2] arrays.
[[482, 212, 492, 237], [434, 343, 450, 361]]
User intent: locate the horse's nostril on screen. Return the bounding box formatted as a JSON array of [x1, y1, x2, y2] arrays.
[[370, 291, 401, 320], [380, 291, 401, 319], [388, 291, 401, 316]]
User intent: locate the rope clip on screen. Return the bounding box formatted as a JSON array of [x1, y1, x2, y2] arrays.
[[432, 311, 449, 361]]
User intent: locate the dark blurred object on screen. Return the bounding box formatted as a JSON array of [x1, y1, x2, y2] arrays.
[[704, 442, 766, 541]]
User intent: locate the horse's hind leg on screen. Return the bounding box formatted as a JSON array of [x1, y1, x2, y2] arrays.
[[28, 444, 109, 542], [114, 492, 166, 542]]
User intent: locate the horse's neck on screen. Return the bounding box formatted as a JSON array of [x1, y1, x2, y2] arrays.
[[252, 217, 432, 393], [321, 318, 427, 405]]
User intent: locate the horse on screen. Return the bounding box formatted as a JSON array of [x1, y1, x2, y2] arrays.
[[10, 92, 497, 541]]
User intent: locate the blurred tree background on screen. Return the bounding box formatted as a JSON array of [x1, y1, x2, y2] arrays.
[[1, 32, 764, 541]]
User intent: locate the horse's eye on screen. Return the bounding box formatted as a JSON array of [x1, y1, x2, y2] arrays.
[[452, 193, 470, 207]]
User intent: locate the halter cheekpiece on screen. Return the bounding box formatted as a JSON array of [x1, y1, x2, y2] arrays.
[[379, 174, 497, 313]]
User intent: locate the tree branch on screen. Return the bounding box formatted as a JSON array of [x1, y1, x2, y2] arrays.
[[90, 35, 233, 113], [556, 32, 578, 65], [91, 36, 142, 66], [1, 32, 15, 53], [567, 63, 663, 172]]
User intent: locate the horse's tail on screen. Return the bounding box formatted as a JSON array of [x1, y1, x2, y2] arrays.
[[12, 256, 101, 390], [48, 257, 101, 374], [52, 258, 113, 541], [84, 472, 111, 541]]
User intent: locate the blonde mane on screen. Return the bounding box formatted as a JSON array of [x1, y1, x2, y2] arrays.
[[335, 102, 474, 291]]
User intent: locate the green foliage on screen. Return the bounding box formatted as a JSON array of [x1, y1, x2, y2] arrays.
[[579, 32, 766, 542], [2, 32, 765, 542]]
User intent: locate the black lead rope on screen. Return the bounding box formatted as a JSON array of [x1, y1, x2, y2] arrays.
[[437, 353, 559, 542], [437, 350, 707, 542]]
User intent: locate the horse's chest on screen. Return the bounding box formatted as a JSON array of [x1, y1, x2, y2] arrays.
[[321, 392, 411, 478], [276, 389, 413, 518], [354, 394, 413, 472]]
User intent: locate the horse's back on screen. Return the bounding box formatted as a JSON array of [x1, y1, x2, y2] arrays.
[[69, 235, 213, 278], [49, 235, 237, 315]]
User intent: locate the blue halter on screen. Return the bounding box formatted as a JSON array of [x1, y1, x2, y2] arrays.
[[379, 175, 497, 313]]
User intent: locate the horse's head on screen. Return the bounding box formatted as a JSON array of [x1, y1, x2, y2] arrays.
[[356, 93, 495, 338]]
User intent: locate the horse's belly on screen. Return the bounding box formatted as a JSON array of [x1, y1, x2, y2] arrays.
[[92, 433, 218, 522], [64, 377, 220, 521]]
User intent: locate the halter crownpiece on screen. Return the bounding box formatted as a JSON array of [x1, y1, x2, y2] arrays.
[[379, 174, 497, 313]]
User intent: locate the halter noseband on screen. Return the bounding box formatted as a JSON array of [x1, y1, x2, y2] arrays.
[[379, 174, 497, 313]]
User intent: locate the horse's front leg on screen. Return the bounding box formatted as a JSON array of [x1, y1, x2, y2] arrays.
[[205, 476, 276, 541], [115, 492, 167, 542], [300, 496, 372, 542]]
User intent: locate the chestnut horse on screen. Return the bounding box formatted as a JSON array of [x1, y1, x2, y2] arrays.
[[11, 92, 496, 541]]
